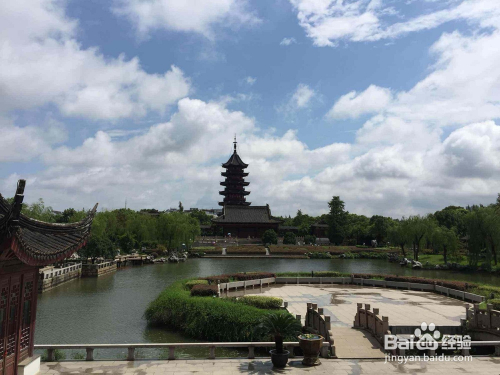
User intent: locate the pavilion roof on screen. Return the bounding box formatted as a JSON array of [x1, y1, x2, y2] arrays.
[[0, 180, 97, 266], [213, 205, 282, 224]]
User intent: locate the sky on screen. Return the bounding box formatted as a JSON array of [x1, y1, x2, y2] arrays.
[[1, 0, 500, 218]]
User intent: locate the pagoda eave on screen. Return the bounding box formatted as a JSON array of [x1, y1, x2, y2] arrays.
[[219, 191, 250, 196]]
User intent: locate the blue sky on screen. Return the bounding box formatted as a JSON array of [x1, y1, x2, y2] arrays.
[[1, 0, 500, 217]]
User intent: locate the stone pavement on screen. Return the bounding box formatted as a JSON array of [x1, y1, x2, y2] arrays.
[[244, 285, 467, 327], [40, 357, 500, 374]]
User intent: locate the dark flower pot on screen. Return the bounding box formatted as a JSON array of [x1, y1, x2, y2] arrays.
[[270, 349, 289, 368], [298, 334, 323, 366]]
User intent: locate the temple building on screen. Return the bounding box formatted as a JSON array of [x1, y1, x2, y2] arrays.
[[213, 138, 282, 237], [0, 180, 96, 375]]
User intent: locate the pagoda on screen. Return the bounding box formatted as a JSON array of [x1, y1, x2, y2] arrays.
[[219, 137, 251, 206]]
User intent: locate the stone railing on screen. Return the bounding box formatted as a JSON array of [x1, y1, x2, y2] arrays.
[[353, 303, 391, 344], [81, 261, 117, 277], [35, 341, 331, 361], [303, 303, 335, 357], [38, 263, 82, 292], [218, 277, 275, 295], [466, 303, 500, 332]]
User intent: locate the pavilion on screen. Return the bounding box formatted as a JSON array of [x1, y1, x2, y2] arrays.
[[0, 180, 96, 375]]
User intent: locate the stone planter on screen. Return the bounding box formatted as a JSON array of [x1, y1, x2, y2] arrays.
[[298, 334, 323, 366], [269, 349, 289, 368]]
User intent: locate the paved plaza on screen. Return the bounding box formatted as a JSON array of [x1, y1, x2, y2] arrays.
[[40, 357, 500, 374], [244, 284, 468, 327]]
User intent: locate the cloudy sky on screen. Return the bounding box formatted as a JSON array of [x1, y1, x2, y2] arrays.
[[1, 0, 500, 217]]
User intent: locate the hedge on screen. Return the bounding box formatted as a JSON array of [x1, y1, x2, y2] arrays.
[[234, 296, 283, 309], [145, 280, 282, 341], [190, 284, 218, 296], [185, 280, 208, 290], [205, 272, 275, 283]]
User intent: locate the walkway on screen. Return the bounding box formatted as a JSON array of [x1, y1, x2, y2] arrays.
[[40, 357, 500, 374], [245, 284, 468, 327]]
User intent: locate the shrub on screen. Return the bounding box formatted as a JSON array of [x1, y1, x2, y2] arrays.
[[236, 296, 283, 309], [489, 299, 500, 310], [146, 281, 285, 341], [185, 280, 208, 290], [190, 284, 218, 296], [304, 235, 316, 245], [283, 232, 297, 245], [308, 252, 332, 259], [262, 229, 278, 245]]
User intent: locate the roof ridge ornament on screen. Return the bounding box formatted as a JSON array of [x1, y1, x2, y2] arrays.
[[234, 134, 237, 153]]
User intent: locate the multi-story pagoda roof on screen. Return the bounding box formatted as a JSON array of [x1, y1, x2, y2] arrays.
[[0, 180, 97, 266], [219, 137, 251, 206], [213, 205, 282, 224]]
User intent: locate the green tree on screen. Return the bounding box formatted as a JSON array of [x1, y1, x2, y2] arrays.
[[432, 226, 459, 264], [369, 215, 393, 244], [55, 208, 77, 223], [179, 201, 184, 212], [118, 232, 136, 254], [80, 235, 116, 262], [283, 232, 296, 245], [262, 229, 278, 245], [465, 207, 499, 266], [327, 196, 348, 245], [433, 206, 468, 237], [387, 219, 410, 257], [189, 209, 212, 225], [22, 199, 56, 222], [407, 215, 435, 261]]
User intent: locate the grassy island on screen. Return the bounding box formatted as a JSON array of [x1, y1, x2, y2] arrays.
[[145, 273, 287, 342]]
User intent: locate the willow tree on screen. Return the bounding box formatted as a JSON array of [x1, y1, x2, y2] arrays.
[[407, 215, 435, 261], [157, 212, 200, 251], [432, 226, 458, 264], [388, 218, 410, 257]]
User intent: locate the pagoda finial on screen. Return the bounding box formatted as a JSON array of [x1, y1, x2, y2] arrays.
[[233, 134, 237, 153]]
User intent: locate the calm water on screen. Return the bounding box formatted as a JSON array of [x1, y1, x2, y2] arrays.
[[35, 258, 500, 357]]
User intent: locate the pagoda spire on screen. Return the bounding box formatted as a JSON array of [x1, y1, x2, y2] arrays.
[[219, 137, 250, 206]]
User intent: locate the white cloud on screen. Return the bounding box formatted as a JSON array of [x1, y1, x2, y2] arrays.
[[280, 37, 297, 46], [289, 0, 500, 47], [245, 76, 257, 85], [0, 0, 191, 120], [327, 85, 392, 119], [113, 0, 260, 40]]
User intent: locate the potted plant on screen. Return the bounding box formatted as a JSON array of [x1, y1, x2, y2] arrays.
[[259, 311, 302, 368], [298, 333, 324, 366]]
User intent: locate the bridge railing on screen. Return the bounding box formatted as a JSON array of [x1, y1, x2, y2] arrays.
[[353, 303, 391, 344], [304, 303, 335, 357], [35, 341, 330, 361], [218, 277, 275, 294]]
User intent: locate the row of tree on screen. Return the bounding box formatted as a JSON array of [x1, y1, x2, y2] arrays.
[[325, 196, 500, 267]]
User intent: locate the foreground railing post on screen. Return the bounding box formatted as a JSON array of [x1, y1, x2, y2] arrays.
[[209, 346, 216, 359], [127, 347, 135, 361], [86, 347, 94, 361], [495, 345, 500, 356], [168, 347, 175, 360], [47, 348, 55, 362], [248, 346, 255, 359]]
